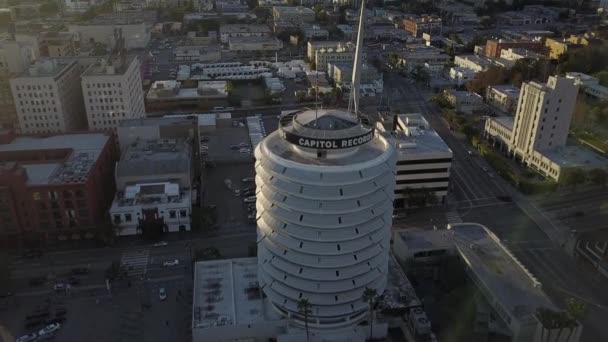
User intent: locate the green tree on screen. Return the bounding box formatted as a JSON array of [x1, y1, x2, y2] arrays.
[[387, 52, 399, 67], [362, 287, 379, 340], [560, 168, 586, 189], [461, 124, 478, 140], [588, 168, 607, 187], [297, 298, 312, 342], [595, 70, 608, 87], [564, 298, 585, 341]]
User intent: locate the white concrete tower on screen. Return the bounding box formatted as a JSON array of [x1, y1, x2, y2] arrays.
[[255, 109, 396, 329]]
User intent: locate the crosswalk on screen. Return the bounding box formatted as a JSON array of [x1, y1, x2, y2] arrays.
[[446, 211, 463, 224], [120, 249, 150, 278]]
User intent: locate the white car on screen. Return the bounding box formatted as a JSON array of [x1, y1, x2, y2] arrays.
[[16, 333, 38, 342], [243, 196, 256, 203], [239, 148, 251, 154], [39, 323, 61, 336], [242, 177, 254, 182], [163, 259, 179, 267], [159, 287, 167, 301], [153, 241, 168, 247]]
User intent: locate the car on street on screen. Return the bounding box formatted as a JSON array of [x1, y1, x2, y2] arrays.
[[159, 287, 167, 301], [243, 196, 256, 203], [153, 241, 168, 247], [163, 259, 179, 267], [247, 214, 256, 220], [239, 148, 251, 154], [38, 323, 61, 336], [242, 177, 254, 182], [53, 283, 69, 291], [16, 333, 38, 342], [482, 167, 489, 172], [243, 190, 255, 197], [230, 144, 240, 150], [238, 143, 249, 148]]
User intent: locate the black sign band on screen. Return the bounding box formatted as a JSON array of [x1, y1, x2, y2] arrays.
[[282, 129, 375, 149]]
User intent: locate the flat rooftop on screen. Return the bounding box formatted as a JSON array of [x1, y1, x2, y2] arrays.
[[397, 223, 555, 322], [117, 138, 191, 178], [192, 258, 282, 329], [17, 60, 75, 78], [0, 133, 109, 185], [381, 114, 452, 156], [490, 84, 521, 97], [82, 55, 136, 76], [119, 116, 197, 128], [489, 116, 515, 131], [220, 24, 271, 33], [541, 144, 608, 169]]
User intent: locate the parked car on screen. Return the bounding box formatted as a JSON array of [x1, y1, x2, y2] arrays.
[[230, 144, 239, 150], [159, 287, 167, 301], [38, 323, 61, 336], [238, 143, 249, 148], [243, 190, 255, 197], [53, 283, 68, 291], [243, 197, 256, 203], [247, 214, 256, 220], [242, 177, 254, 182], [163, 259, 179, 267], [16, 333, 38, 342], [153, 241, 168, 247], [239, 148, 251, 154]]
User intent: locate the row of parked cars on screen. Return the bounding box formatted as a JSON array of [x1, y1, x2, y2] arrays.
[[19, 306, 65, 342]]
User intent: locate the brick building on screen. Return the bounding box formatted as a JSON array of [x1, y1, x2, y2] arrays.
[[484, 39, 544, 59], [0, 130, 117, 246], [403, 15, 442, 37]]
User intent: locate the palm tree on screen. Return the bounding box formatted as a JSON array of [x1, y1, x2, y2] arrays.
[[298, 298, 312, 342], [362, 287, 379, 340]]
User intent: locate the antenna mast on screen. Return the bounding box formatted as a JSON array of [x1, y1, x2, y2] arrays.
[[348, 0, 366, 118]]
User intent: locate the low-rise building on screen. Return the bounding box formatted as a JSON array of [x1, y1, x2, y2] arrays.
[[454, 55, 492, 72], [314, 42, 358, 72], [81, 55, 146, 131], [38, 32, 77, 58], [219, 24, 272, 44], [186, 31, 217, 46], [228, 36, 283, 52], [378, 114, 452, 207], [215, 0, 248, 13], [449, 67, 477, 86], [397, 45, 449, 72], [10, 59, 86, 134], [393, 223, 583, 342], [69, 16, 150, 50], [174, 46, 221, 62], [500, 47, 546, 61], [444, 90, 485, 114], [403, 15, 442, 38], [0, 130, 117, 244], [302, 24, 330, 40], [110, 138, 192, 236], [146, 80, 228, 112], [545, 34, 602, 60], [486, 84, 521, 114], [272, 6, 315, 23], [63, 0, 103, 13], [484, 39, 544, 59], [566, 72, 608, 101]]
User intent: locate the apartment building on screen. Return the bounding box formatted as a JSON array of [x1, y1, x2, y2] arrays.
[[10, 59, 86, 134], [378, 114, 452, 208], [0, 130, 117, 245], [545, 34, 602, 60], [403, 15, 442, 37], [454, 55, 493, 72], [81, 56, 145, 131], [219, 24, 272, 44]]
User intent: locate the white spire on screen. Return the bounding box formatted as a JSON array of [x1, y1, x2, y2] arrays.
[[348, 0, 366, 117]]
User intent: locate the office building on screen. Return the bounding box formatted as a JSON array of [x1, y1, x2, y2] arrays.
[[392, 223, 582, 342], [485, 76, 607, 181], [0, 130, 117, 244], [81, 55, 146, 131], [307, 40, 346, 61], [314, 43, 357, 71], [403, 15, 442, 37], [110, 138, 192, 236], [255, 108, 397, 330], [10, 59, 86, 134], [378, 114, 452, 207], [219, 24, 272, 44], [510, 76, 577, 159]]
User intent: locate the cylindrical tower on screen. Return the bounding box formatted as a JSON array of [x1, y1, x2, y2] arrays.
[[254, 109, 396, 329]]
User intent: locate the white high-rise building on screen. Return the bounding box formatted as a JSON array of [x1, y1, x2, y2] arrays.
[[255, 109, 397, 329], [10, 59, 86, 134], [81, 56, 146, 131], [510, 76, 577, 160]]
